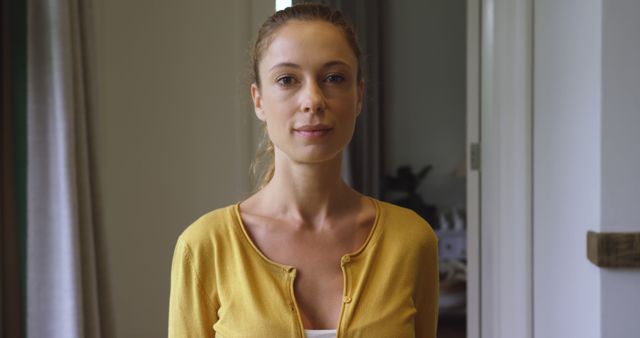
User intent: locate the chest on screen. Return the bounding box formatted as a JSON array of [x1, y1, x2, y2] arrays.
[[240, 219, 372, 329], [212, 233, 422, 337]]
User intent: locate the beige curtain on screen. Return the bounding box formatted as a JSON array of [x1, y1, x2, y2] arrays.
[[26, 0, 110, 337]]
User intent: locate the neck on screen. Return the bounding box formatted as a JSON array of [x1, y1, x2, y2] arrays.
[[259, 149, 359, 225]]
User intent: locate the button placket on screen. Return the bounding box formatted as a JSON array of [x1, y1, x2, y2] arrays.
[[336, 255, 353, 337], [283, 269, 293, 311], [283, 268, 305, 338], [341, 255, 352, 304]]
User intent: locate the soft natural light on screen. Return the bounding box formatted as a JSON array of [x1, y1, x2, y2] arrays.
[[276, 0, 292, 11]]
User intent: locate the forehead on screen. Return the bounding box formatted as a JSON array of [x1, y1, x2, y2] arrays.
[[260, 20, 357, 70]]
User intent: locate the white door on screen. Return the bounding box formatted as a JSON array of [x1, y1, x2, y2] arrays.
[[473, 0, 534, 337]]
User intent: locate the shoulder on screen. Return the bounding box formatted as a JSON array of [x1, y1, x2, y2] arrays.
[[175, 204, 239, 256], [374, 199, 438, 247]]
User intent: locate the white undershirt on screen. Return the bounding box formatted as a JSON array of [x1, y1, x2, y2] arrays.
[[304, 329, 337, 338]]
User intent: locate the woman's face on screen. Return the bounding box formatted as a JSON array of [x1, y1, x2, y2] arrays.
[[251, 19, 364, 165]]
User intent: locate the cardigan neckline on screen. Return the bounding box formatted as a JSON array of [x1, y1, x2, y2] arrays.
[[232, 196, 382, 272]]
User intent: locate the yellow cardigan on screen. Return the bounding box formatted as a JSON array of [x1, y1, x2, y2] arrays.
[[168, 198, 439, 338]]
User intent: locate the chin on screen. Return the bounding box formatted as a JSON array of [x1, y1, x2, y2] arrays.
[[290, 148, 344, 164], [274, 137, 352, 164]]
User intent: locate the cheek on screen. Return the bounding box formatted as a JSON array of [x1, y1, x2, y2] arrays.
[[262, 110, 291, 142], [343, 117, 358, 139], [262, 88, 295, 112], [335, 95, 361, 120], [261, 97, 298, 130], [334, 87, 360, 110]]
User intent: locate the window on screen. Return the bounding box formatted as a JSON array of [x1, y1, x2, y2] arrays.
[[276, 0, 292, 11]]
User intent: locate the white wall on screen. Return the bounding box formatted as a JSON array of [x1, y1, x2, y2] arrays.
[[533, 0, 602, 337], [91, 1, 271, 337], [382, 0, 466, 208], [535, 0, 640, 337], [600, 0, 640, 336]]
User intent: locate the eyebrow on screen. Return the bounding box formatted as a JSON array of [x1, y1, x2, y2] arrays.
[[269, 60, 351, 72]]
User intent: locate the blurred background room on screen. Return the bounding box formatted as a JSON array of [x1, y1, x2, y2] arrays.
[[2, 0, 639, 338]]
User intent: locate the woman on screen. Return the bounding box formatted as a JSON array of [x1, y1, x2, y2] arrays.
[[168, 4, 438, 338]]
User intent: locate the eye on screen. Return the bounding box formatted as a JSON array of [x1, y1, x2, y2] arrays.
[[276, 75, 297, 87], [325, 74, 346, 84]]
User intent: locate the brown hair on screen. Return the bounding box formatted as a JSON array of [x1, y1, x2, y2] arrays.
[[250, 3, 362, 190]]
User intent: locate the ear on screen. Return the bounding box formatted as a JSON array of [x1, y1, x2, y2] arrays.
[[251, 83, 266, 121], [356, 79, 365, 116]]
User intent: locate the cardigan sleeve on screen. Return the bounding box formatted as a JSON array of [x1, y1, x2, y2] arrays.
[[168, 236, 218, 337], [414, 229, 440, 338]]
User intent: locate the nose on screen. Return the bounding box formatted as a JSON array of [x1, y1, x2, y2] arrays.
[[300, 81, 325, 114]]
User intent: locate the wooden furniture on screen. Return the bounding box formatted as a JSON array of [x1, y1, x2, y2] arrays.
[[587, 231, 640, 268]]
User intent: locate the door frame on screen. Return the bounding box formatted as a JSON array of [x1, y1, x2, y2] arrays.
[[465, 0, 481, 337], [467, 0, 534, 337]]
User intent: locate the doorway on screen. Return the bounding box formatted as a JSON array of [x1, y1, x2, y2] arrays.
[[378, 1, 478, 338]]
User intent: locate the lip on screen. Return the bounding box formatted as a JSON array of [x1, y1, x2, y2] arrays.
[[293, 124, 333, 138], [294, 124, 333, 132]]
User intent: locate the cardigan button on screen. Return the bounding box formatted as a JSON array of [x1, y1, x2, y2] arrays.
[[343, 296, 352, 303], [341, 255, 351, 264]]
